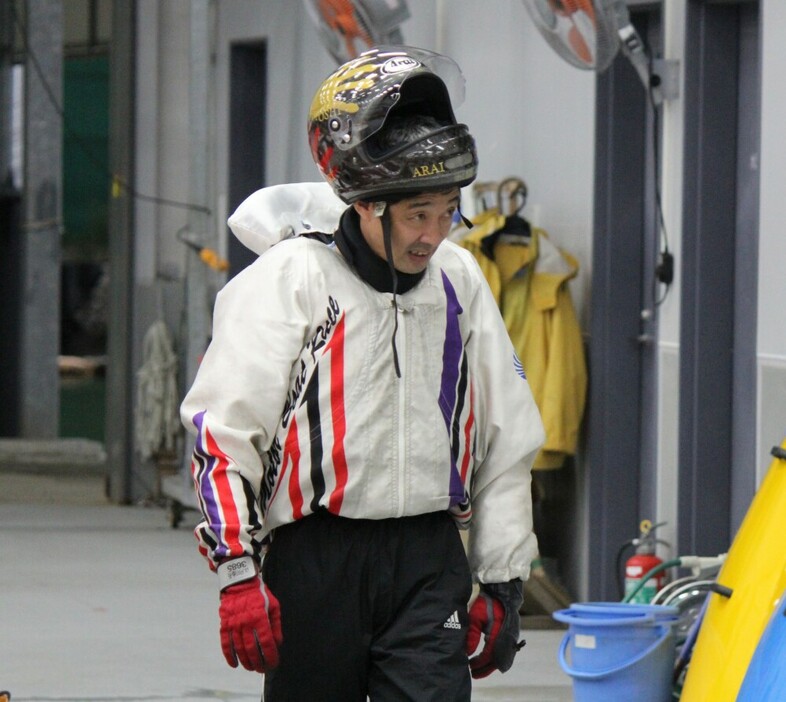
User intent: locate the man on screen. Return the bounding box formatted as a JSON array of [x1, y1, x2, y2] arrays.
[[181, 45, 545, 701]]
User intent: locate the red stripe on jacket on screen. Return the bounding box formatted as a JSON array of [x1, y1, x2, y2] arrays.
[[284, 416, 304, 520], [204, 425, 242, 554], [461, 383, 475, 484], [327, 315, 348, 512]]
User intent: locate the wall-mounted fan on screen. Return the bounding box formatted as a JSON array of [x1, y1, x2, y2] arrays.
[[520, 0, 672, 104], [304, 0, 411, 65]]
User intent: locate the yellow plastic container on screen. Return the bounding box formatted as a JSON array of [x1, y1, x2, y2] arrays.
[[680, 439, 786, 702]]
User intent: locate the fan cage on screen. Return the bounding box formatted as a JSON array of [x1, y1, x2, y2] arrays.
[[522, 0, 623, 72], [304, 0, 410, 65]]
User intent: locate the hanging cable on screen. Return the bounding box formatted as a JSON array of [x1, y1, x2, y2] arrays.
[[646, 50, 673, 307]]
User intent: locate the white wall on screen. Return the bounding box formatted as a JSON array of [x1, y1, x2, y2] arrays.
[[210, 0, 596, 327], [655, 0, 686, 573], [759, 0, 786, 358], [757, 0, 786, 480], [404, 0, 597, 326], [135, 1, 597, 325], [214, 1, 319, 198], [135, 0, 193, 288]]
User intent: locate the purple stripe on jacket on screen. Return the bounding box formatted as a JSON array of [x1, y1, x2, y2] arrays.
[[191, 410, 226, 557], [439, 270, 466, 506]]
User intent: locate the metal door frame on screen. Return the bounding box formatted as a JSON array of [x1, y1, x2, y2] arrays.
[[678, 0, 760, 556], [587, 4, 663, 600]]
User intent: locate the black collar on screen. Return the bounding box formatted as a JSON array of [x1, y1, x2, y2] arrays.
[[333, 208, 425, 294]]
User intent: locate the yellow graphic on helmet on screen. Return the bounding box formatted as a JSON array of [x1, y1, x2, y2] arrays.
[[308, 61, 380, 122]]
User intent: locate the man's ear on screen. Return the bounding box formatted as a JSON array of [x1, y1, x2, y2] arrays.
[[354, 200, 386, 221], [353, 200, 373, 222]]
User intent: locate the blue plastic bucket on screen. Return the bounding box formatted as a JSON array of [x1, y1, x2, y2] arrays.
[[553, 602, 678, 702]]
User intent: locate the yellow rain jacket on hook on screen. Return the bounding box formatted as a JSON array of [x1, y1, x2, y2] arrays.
[[456, 211, 587, 470]]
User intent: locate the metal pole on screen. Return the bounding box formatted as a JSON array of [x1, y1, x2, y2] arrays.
[[105, 0, 135, 502], [184, 0, 215, 390], [20, 0, 62, 438]]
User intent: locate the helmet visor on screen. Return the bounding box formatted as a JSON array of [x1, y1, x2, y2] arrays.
[[311, 45, 467, 152]]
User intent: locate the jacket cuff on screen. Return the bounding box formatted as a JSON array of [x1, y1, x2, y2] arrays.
[[217, 556, 258, 591]]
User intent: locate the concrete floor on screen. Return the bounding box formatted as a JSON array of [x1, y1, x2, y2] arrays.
[[0, 475, 574, 702]]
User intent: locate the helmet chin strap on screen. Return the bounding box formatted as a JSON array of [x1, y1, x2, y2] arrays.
[[458, 206, 473, 229], [374, 196, 472, 380], [378, 204, 402, 379]]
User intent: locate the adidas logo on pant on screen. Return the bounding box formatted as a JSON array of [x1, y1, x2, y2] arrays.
[[443, 610, 461, 630]]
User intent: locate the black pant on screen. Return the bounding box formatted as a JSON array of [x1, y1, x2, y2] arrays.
[[261, 510, 473, 702]]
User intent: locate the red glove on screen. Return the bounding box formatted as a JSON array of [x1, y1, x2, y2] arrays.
[[218, 575, 282, 673], [465, 580, 525, 679]]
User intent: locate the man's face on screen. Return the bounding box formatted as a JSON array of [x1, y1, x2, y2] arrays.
[[355, 188, 461, 274]]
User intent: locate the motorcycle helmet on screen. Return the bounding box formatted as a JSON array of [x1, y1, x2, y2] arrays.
[[307, 45, 478, 203]]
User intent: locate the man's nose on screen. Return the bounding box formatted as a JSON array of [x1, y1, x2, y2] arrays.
[[422, 219, 449, 244]]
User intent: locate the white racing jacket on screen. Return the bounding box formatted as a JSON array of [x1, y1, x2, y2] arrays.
[[180, 184, 545, 584]]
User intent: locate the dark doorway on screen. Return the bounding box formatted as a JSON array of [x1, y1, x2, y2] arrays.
[[0, 189, 22, 435], [228, 41, 267, 278]]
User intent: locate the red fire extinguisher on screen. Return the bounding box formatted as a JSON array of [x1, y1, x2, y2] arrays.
[[624, 519, 667, 603]]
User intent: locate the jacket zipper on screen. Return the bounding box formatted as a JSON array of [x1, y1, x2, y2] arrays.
[[396, 303, 407, 517]]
